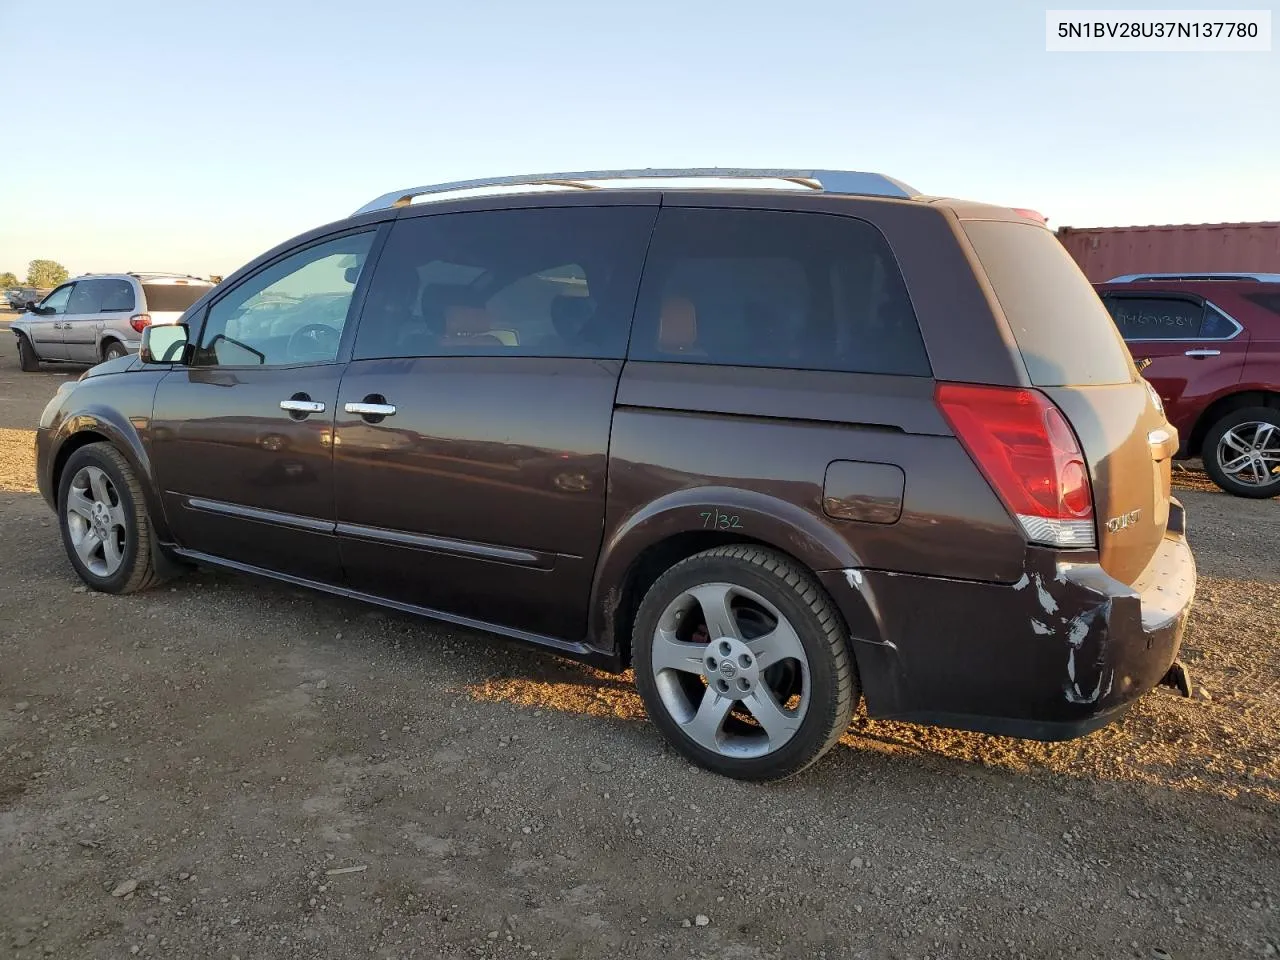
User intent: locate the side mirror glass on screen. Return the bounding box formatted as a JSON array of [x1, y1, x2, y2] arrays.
[[141, 323, 190, 364]]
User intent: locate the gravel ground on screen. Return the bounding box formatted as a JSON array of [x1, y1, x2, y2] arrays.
[[1, 316, 1277, 960]]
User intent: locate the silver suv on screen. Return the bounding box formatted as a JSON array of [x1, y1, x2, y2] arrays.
[[12, 272, 214, 371]]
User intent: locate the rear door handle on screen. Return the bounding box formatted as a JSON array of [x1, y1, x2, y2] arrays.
[[1184, 349, 1220, 358], [280, 399, 326, 413], [344, 402, 397, 417]]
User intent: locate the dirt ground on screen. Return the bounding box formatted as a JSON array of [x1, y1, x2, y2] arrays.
[[1, 314, 1277, 960]]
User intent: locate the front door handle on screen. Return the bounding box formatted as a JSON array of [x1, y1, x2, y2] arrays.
[[344, 402, 397, 417], [280, 399, 326, 413], [1184, 349, 1221, 358]]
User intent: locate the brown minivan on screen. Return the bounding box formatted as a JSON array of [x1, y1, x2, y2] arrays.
[[34, 169, 1196, 780]]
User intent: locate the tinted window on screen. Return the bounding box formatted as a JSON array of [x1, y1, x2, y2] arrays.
[[1103, 296, 1205, 340], [962, 221, 1133, 386], [67, 281, 101, 314], [1200, 305, 1239, 339], [1246, 292, 1280, 316], [195, 232, 374, 367], [98, 279, 136, 312], [354, 207, 656, 360], [628, 209, 928, 376], [142, 282, 210, 313]]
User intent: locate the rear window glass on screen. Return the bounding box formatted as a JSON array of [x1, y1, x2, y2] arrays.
[[962, 220, 1133, 386], [142, 283, 210, 313], [629, 208, 930, 376]]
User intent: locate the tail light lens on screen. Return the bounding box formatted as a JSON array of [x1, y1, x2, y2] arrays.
[[936, 382, 1095, 548], [129, 313, 152, 333]]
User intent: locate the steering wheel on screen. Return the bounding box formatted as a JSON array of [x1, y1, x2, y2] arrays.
[[288, 323, 341, 362]]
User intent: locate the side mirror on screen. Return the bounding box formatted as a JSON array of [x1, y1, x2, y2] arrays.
[[141, 323, 190, 364]]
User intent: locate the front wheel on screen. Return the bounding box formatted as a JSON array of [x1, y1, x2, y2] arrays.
[[632, 545, 858, 781], [16, 333, 40, 372], [1202, 407, 1280, 499], [57, 442, 171, 593]]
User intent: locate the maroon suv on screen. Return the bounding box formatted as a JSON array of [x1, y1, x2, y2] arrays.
[[33, 169, 1196, 781], [1095, 272, 1280, 498]]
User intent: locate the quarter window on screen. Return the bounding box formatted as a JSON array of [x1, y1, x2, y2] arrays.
[[194, 232, 375, 366], [628, 208, 930, 376], [353, 207, 656, 361], [98, 279, 136, 312]]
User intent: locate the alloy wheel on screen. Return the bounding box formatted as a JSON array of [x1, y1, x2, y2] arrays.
[[64, 466, 129, 577], [650, 582, 810, 759], [1216, 421, 1280, 487]]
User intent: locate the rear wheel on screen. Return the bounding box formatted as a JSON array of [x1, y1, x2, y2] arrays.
[[102, 340, 127, 362], [633, 545, 857, 781], [1202, 407, 1280, 498], [16, 333, 40, 372], [57, 442, 170, 593]]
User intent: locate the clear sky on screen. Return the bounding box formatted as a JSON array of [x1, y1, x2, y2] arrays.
[[1, 0, 1276, 279]]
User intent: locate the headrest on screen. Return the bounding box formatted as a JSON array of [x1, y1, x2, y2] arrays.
[[549, 295, 595, 339]]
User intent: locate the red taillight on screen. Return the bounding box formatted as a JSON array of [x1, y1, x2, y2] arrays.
[[129, 313, 152, 333], [936, 383, 1094, 548]]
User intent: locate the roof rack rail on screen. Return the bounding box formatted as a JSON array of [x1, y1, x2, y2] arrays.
[[352, 168, 919, 216], [128, 271, 211, 282], [1107, 271, 1280, 283]]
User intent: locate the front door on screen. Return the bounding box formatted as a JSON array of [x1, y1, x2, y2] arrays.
[[149, 229, 380, 583], [333, 204, 657, 641], [27, 283, 74, 360], [1101, 292, 1250, 443]]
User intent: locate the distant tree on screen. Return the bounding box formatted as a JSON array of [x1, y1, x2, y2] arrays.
[[0, 271, 17, 288], [27, 260, 69, 288]]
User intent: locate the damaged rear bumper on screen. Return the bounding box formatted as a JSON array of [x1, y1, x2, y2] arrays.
[[819, 498, 1197, 741]]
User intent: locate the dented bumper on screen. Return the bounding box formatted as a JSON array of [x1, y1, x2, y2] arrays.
[[820, 499, 1196, 741]]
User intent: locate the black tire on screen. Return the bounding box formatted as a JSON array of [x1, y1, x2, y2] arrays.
[[57, 442, 171, 593], [16, 333, 40, 372], [1202, 406, 1280, 499], [632, 545, 858, 781], [102, 340, 127, 362]]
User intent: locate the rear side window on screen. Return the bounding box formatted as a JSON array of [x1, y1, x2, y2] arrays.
[[98, 279, 136, 312], [142, 283, 210, 313], [354, 206, 656, 360], [962, 221, 1133, 386], [1102, 296, 1204, 340], [629, 208, 930, 376]]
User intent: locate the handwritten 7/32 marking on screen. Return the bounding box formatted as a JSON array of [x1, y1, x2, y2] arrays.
[[700, 509, 743, 531]]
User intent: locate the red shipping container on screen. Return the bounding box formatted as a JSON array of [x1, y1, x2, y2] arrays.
[[1056, 222, 1280, 282]]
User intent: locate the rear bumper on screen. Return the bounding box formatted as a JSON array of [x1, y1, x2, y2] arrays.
[[820, 498, 1196, 740]]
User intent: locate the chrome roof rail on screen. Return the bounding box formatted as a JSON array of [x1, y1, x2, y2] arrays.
[[353, 168, 919, 216], [1107, 271, 1280, 283]]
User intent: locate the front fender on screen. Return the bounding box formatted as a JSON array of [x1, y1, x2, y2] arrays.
[[587, 484, 865, 657], [40, 375, 171, 541]]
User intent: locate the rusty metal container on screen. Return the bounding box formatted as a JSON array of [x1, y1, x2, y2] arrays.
[[1056, 221, 1280, 282]]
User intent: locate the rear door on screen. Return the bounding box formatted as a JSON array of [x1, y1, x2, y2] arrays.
[[961, 220, 1171, 585], [333, 202, 657, 641], [1098, 291, 1249, 441], [62, 278, 106, 362]]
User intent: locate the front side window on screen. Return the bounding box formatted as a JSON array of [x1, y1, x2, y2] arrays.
[[1104, 296, 1206, 341], [39, 284, 74, 315], [628, 208, 931, 376], [195, 232, 375, 366], [353, 206, 656, 361]]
